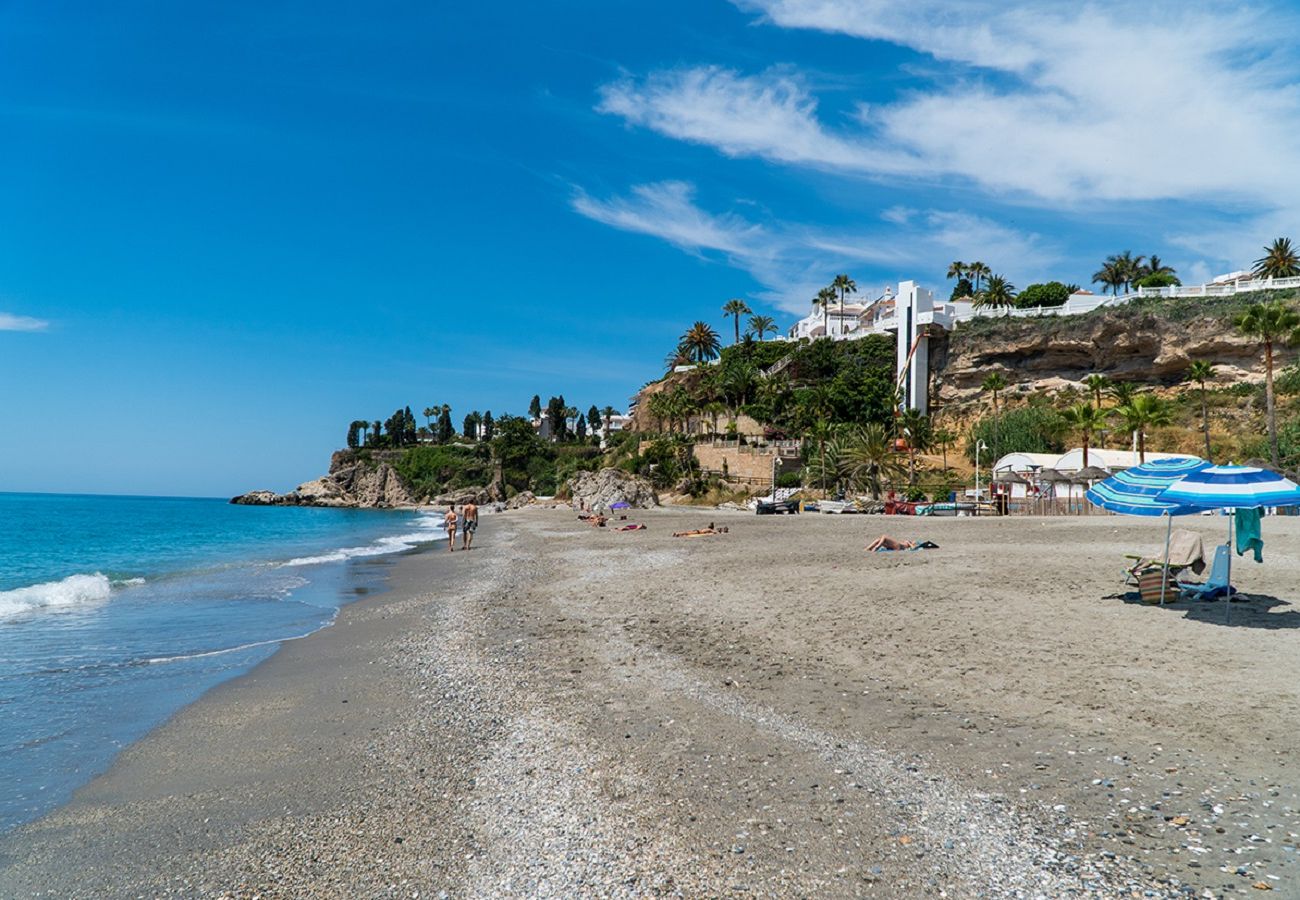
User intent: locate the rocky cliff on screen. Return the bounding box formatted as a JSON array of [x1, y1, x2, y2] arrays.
[[933, 301, 1298, 405], [232, 450, 419, 508], [564, 468, 658, 509]]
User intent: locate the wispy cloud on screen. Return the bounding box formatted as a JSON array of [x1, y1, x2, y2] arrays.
[[571, 180, 763, 256], [601, 2, 1300, 216], [571, 181, 1056, 313], [0, 312, 49, 332]]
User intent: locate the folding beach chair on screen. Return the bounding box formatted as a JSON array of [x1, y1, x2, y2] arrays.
[[1176, 544, 1234, 600]]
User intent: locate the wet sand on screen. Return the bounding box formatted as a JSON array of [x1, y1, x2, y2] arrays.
[[2, 509, 1298, 898]]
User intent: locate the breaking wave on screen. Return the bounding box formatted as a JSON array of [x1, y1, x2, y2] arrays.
[[281, 513, 446, 567], [0, 573, 113, 621]]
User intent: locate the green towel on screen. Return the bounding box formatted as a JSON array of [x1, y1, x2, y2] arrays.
[[1235, 507, 1264, 563]]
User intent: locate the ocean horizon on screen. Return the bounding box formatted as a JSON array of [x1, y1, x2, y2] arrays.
[[0, 492, 445, 833]]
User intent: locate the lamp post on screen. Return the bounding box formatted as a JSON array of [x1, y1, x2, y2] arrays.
[[975, 440, 989, 515]]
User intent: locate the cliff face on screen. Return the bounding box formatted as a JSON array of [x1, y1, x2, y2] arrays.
[[231, 450, 418, 508], [933, 307, 1294, 404]]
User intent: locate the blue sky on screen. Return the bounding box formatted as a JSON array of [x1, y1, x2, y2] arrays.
[[2, 1, 1297, 495]]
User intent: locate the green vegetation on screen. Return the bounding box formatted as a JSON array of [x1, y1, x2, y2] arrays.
[[1091, 250, 1175, 296], [1015, 281, 1071, 308], [1234, 299, 1300, 467], [1254, 237, 1300, 279], [966, 406, 1066, 463], [721, 298, 751, 345]]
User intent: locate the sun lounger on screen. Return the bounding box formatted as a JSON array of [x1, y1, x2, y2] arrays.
[[1124, 529, 1205, 586], [1177, 544, 1234, 600]]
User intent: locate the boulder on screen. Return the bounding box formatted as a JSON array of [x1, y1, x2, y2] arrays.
[[504, 490, 536, 509], [230, 490, 282, 506], [433, 486, 493, 507], [564, 468, 658, 510]]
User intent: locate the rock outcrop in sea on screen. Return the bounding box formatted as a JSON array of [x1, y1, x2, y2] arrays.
[[564, 468, 658, 509], [231, 450, 418, 509]]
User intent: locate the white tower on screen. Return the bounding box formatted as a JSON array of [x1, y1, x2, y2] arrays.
[[894, 280, 933, 414]]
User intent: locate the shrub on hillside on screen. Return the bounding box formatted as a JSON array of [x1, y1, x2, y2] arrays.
[[1015, 281, 1071, 308], [965, 407, 1066, 463]]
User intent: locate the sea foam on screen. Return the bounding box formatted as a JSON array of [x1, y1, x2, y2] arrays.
[[281, 512, 446, 567], [0, 573, 113, 620]]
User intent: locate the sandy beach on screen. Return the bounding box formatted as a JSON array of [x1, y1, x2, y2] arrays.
[[2, 508, 1298, 898]]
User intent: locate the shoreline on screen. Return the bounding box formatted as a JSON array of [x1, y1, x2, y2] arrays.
[[3, 509, 1298, 897]]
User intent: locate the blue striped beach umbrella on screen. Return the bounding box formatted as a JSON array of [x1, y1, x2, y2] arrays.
[[1087, 456, 1209, 604], [1156, 465, 1300, 619], [1155, 464, 1300, 510], [1086, 457, 1209, 517]]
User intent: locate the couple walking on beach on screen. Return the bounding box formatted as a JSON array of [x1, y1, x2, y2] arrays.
[[444, 501, 477, 551]]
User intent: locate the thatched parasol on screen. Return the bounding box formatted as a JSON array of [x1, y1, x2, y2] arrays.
[[1037, 467, 1072, 483], [1071, 465, 1111, 484], [993, 470, 1029, 484]]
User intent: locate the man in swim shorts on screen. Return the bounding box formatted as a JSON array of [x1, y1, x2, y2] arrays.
[[461, 501, 478, 550], [444, 505, 458, 552]]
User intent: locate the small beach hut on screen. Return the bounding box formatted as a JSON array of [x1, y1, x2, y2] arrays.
[[1037, 467, 1072, 514], [1156, 464, 1300, 620], [1072, 465, 1112, 483], [1086, 457, 1209, 602]]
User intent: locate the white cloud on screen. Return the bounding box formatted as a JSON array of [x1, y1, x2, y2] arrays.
[[600, 2, 1300, 215], [571, 180, 763, 257], [598, 66, 911, 175], [571, 181, 1056, 313], [0, 312, 49, 332]]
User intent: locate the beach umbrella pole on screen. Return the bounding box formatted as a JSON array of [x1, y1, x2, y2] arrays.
[[1159, 512, 1172, 605], [1226, 512, 1233, 624]]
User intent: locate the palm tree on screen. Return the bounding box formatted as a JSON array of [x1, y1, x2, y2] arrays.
[[1112, 394, 1172, 463], [1107, 381, 1136, 407], [1253, 238, 1300, 280], [1091, 259, 1125, 296], [968, 262, 990, 292], [1234, 300, 1300, 466], [1185, 361, 1216, 461], [678, 321, 722, 363], [832, 273, 857, 330], [1083, 373, 1110, 409], [748, 314, 776, 341], [601, 405, 617, 438], [946, 260, 967, 284], [1060, 402, 1108, 469], [1141, 255, 1176, 279], [932, 428, 956, 471], [981, 372, 1008, 414], [815, 286, 837, 337], [973, 275, 1016, 311], [896, 408, 931, 486], [1117, 251, 1144, 292], [720, 364, 758, 434], [837, 423, 905, 499], [722, 298, 752, 344], [422, 406, 436, 429]]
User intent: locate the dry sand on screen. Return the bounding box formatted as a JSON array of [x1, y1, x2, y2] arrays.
[[2, 508, 1298, 898]]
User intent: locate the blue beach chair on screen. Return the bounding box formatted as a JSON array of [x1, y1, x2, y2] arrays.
[[1177, 544, 1233, 600]]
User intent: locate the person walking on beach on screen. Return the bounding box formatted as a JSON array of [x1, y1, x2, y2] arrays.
[[444, 505, 458, 552], [461, 500, 478, 550]]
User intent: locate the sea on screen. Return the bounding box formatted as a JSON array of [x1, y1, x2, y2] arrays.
[[0, 492, 445, 833]]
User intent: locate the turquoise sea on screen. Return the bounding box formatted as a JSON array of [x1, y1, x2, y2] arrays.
[[0, 492, 443, 832]]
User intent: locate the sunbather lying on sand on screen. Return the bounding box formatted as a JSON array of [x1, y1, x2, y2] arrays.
[[672, 523, 730, 538], [866, 535, 938, 552], [619, 523, 646, 531]]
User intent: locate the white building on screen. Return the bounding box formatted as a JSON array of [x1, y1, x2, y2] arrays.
[[990, 448, 1196, 499]]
